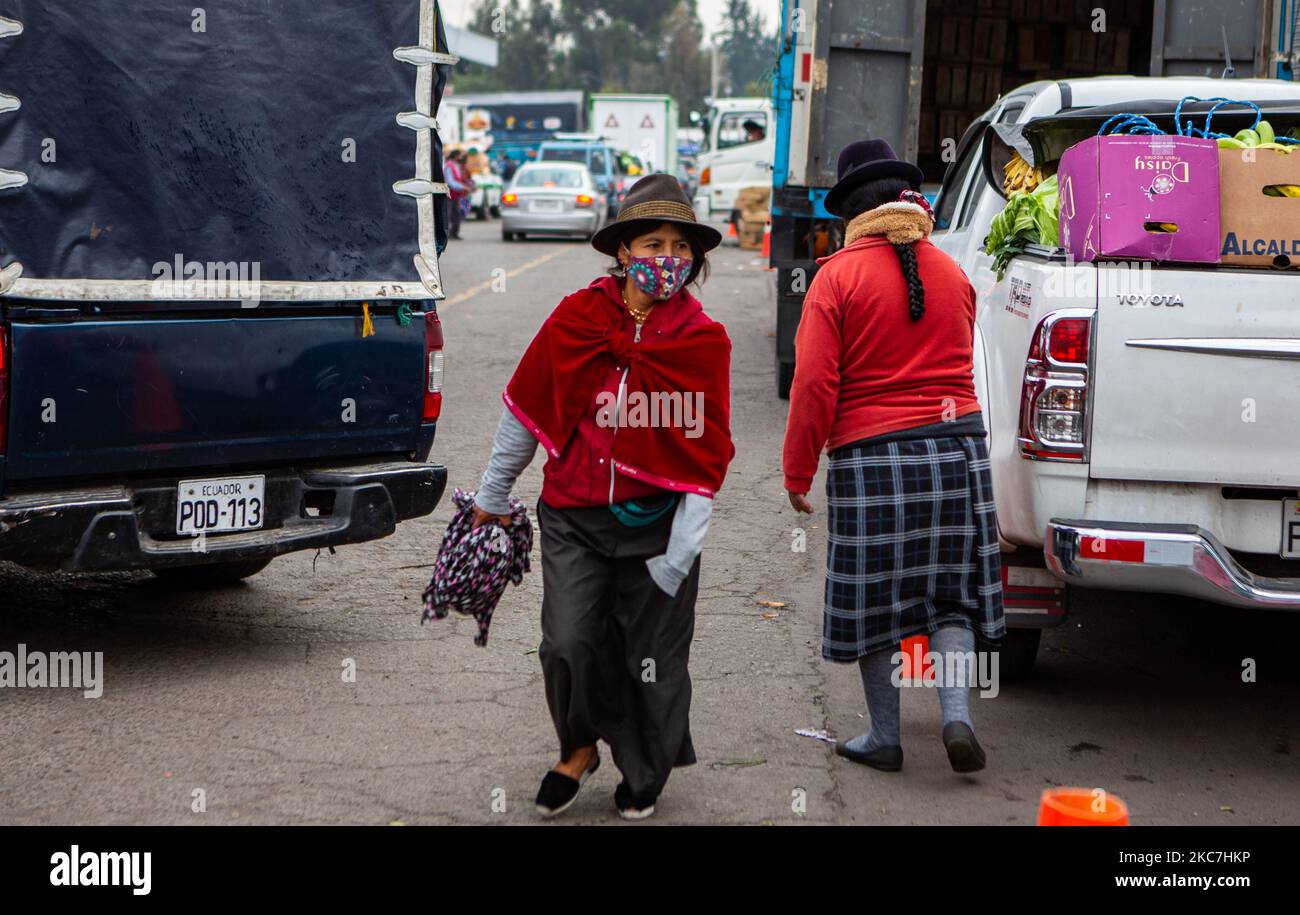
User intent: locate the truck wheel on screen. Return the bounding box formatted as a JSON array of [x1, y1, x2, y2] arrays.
[[154, 558, 272, 588], [502, 228, 515, 241], [777, 358, 795, 399], [999, 629, 1042, 681], [489, 205, 500, 218]]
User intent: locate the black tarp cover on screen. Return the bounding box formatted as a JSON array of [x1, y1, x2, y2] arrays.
[[0, 0, 452, 300]]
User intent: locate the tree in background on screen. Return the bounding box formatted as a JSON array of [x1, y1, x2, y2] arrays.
[[716, 0, 774, 97], [451, 0, 713, 126], [454, 0, 562, 94]]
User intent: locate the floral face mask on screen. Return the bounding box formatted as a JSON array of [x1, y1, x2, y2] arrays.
[[621, 244, 693, 300]]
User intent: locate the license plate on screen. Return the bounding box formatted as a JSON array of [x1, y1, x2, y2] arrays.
[[530, 199, 562, 212], [1283, 499, 1300, 558], [176, 475, 265, 535]]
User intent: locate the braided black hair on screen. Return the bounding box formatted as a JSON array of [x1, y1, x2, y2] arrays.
[[839, 178, 926, 322]]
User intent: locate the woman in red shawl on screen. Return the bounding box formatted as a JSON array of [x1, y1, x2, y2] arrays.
[[471, 174, 735, 820]]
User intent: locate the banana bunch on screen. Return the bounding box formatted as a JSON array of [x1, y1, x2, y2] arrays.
[[1264, 184, 1300, 197], [1216, 119, 1296, 152], [1003, 151, 1046, 195]]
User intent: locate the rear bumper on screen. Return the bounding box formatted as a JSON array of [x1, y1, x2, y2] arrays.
[[1046, 519, 1300, 610], [0, 460, 446, 572], [501, 210, 598, 233]]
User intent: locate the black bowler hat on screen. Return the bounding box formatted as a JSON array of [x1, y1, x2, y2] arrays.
[[823, 139, 925, 217], [590, 172, 722, 257]]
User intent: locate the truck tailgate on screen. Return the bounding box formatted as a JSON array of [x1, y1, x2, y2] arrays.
[[1090, 268, 1300, 486], [3, 309, 426, 483]]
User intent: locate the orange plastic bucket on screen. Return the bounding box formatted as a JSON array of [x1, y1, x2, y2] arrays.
[[1038, 787, 1130, 826], [898, 635, 932, 683]]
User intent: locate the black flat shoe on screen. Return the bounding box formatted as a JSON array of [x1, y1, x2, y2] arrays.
[[942, 722, 986, 773], [535, 753, 599, 818], [834, 740, 903, 772], [614, 781, 657, 820]]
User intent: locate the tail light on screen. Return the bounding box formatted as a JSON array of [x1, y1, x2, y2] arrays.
[[700, 166, 711, 185], [423, 310, 444, 422], [575, 193, 593, 207], [501, 191, 518, 207], [1019, 310, 1091, 461], [0, 325, 8, 453]]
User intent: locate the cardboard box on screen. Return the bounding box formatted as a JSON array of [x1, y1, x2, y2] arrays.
[[735, 185, 770, 213], [1218, 147, 1300, 267], [738, 220, 765, 251], [1058, 135, 1221, 263]]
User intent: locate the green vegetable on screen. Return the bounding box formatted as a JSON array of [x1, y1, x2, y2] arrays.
[[987, 175, 1059, 281]]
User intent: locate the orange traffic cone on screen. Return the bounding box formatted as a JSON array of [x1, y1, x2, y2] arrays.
[[760, 218, 774, 270], [1037, 788, 1130, 826], [897, 634, 932, 684], [727, 221, 737, 237]]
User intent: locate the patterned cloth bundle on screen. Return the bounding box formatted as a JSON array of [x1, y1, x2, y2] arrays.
[[421, 488, 533, 646]]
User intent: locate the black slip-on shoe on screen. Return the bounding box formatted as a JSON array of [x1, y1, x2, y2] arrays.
[[535, 753, 600, 818], [834, 740, 903, 772], [942, 721, 986, 773], [614, 781, 657, 821]]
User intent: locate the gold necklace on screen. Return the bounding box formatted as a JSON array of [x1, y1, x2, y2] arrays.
[[621, 285, 654, 324]]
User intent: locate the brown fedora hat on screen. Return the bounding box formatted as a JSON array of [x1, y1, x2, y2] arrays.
[[590, 173, 723, 257]]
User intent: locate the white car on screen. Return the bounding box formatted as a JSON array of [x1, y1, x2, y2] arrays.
[[500, 162, 608, 242], [932, 76, 1300, 673]]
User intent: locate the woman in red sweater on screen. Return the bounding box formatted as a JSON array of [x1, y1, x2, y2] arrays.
[[782, 140, 1005, 773]]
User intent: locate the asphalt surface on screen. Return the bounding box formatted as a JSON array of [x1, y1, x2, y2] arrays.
[[2, 217, 1297, 825]]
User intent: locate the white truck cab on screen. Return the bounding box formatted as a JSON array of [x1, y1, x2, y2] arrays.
[[932, 76, 1300, 670], [693, 97, 775, 227]]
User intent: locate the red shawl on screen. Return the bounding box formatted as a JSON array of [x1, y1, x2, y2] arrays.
[[504, 279, 735, 497]]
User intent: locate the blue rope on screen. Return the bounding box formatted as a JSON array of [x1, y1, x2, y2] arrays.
[[1098, 97, 1288, 142]]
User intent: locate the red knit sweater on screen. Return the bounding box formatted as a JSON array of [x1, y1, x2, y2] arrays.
[[781, 236, 981, 493]]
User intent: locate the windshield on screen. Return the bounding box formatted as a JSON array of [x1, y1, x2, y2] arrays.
[[540, 147, 589, 164], [515, 167, 585, 188]]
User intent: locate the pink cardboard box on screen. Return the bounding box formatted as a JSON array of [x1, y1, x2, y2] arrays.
[[1058, 135, 1220, 263]]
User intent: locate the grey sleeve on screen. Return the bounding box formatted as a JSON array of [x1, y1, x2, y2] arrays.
[[645, 493, 714, 596], [474, 407, 539, 515]]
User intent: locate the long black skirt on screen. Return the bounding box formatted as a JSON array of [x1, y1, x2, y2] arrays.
[[536, 499, 699, 800], [822, 435, 1005, 662]]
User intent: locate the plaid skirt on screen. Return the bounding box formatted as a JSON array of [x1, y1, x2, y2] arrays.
[[822, 435, 1005, 662]]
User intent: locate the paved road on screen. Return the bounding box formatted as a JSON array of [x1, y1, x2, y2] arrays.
[[2, 217, 1297, 825]]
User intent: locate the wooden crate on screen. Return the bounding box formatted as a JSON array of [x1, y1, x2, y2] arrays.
[[1016, 23, 1053, 71], [972, 18, 1010, 64], [938, 109, 968, 149], [1064, 28, 1097, 70], [940, 15, 974, 61]]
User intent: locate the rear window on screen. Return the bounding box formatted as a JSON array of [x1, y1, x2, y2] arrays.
[[540, 147, 589, 164], [515, 167, 585, 188]]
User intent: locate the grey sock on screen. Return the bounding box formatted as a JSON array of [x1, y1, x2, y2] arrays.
[[843, 647, 901, 753], [931, 624, 975, 729]]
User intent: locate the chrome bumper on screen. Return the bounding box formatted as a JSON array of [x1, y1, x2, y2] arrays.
[[1046, 520, 1300, 610]]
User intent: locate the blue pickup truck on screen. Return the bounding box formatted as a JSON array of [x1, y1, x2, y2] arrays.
[[0, 0, 453, 585]]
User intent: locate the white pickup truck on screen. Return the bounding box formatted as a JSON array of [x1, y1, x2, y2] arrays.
[[932, 76, 1300, 674]]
